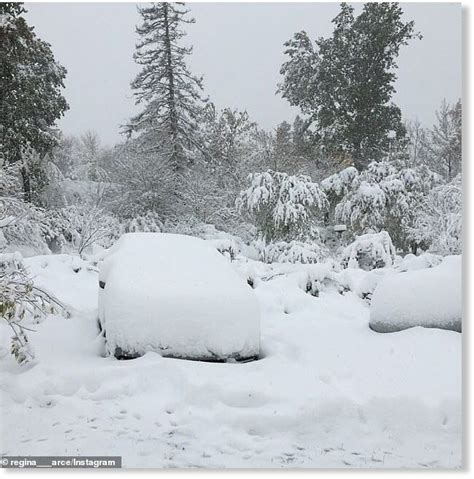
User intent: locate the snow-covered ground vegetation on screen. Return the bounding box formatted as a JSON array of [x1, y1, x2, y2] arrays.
[[1, 1, 462, 470]]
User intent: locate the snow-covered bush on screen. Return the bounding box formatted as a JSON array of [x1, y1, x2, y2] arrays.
[[65, 205, 120, 256], [0, 252, 68, 364], [321, 166, 358, 222], [163, 218, 247, 260], [123, 211, 163, 233], [299, 262, 344, 297], [408, 176, 462, 255], [326, 161, 442, 251], [237, 170, 328, 242], [0, 203, 51, 255], [207, 237, 242, 260], [255, 239, 328, 264], [341, 231, 396, 270], [395, 252, 443, 272]]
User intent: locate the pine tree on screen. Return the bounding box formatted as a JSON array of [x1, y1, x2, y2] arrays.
[[278, 2, 421, 170], [0, 2, 69, 201], [128, 2, 205, 171]]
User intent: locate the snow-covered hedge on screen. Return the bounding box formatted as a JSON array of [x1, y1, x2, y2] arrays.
[[341, 231, 396, 270]]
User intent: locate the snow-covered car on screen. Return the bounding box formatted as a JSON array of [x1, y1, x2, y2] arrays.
[[370, 255, 461, 333], [98, 233, 260, 361]]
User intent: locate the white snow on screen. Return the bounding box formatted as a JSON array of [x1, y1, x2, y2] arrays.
[[370, 255, 462, 333], [341, 231, 396, 270], [0, 250, 461, 468], [99, 233, 260, 360]]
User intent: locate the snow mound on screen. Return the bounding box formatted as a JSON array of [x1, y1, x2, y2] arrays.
[[99, 233, 260, 361], [341, 231, 396, 270], [370, 255, 462, 333], [395, 252, 443, 272]]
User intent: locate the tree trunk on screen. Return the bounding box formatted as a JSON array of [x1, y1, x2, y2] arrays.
[[163, 4, 181, 172], [20, 166, 31, 203]]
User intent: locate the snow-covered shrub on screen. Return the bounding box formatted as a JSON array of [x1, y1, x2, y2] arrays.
[[65, 205, 121, 256], [395, 252, 443, 272], [326, 161, 442, 251], [408, 176, 462, 255], [123, 211, 163, 233], [0, 252, 68, 364], [0, 163, 49, 254], [341, 231, 396, 270], [256, 240, 328, 264], [299, 262, 344, 297], [164, 218, 246, 260], [321, 166, 358, 222], [207, 237, 242, 260], [236, 170, 328, 242], [0, 203, 51, 255]]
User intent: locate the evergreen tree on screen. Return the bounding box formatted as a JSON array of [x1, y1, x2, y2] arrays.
[[127, 2, 205, 171], [0, 2, 68, 201], [428, 99, 462, 181], [272, 121, 293, 172], [278, 2, 420, 170]]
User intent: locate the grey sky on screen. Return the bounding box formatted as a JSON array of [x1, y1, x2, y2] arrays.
[[26, 2, 462, 146]]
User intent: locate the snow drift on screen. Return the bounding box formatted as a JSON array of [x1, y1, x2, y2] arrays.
[[370, 255, 462, 333], [99, 233, 260, 360]]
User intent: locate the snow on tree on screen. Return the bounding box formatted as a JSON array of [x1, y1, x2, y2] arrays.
[[124, 211, 163, 233], [200, 104, 257, 175], [321, 165, 358, 220], [80, 130, 102, 181], [256, 239, 328, 264], [236, 170, 328, 242], [1, 172, 69, 363], [63, 205, 120, 257], [110, 140, 177, 219], [278, 2, 421, 169], [427, 99, 462, 181], [409, 175, 462, 255], [341, 231, 396, 270], [0, 2, 68, 201], [405, 119, 429, 166], [0, 252, 69, 364], [329, 161, 442, 251], [127, 2, 205, 171]]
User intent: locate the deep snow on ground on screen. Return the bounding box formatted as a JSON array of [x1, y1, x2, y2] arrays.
[[0, 253, 462, 468]]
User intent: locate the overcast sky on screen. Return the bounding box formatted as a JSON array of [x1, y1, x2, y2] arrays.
[[26, 2, 462, 146]]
